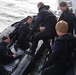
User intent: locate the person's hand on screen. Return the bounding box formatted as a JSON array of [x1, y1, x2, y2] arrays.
[[40, 27, 45, 32], [13, 54, 17, 58], [74, 35, 76, 38]]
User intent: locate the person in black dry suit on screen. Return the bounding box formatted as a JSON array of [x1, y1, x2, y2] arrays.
[[41, 20, 75, 75], [15, 16, 33, 50], [25, 2, 57, 55], [59, 2, 76, 35], [0, 36, 20, 65]]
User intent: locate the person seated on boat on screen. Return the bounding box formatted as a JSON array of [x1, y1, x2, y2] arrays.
[[10, 17, 32, 41], [25, 2, 57, 56], [0, 36, 20, 65], [41, 20, 75, 75], [59, 2, 76, 35], [14, 16, 33, 51]]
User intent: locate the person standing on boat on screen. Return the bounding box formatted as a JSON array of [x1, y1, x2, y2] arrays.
[[15, 16, 33, 50], [0, 36, 19, 65], [59, 2, 76, 35], [25, 2, 57, 56], [41, 20, 75, 75]]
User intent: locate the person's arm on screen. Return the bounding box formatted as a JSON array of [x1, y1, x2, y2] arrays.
[[42, 42, 62, 69], [58, 13, 64, 21], [70, 13, 76, 34], [2, 47, 15, 58], [28, 12, 43, 36]]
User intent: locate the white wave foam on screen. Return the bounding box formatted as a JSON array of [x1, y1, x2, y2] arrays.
[[0, 0, 58, 32]]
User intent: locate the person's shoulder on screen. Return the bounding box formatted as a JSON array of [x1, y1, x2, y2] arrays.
[[0, 42, 3, 46], [53, 40, 64, 51], [67, 11, 75, 17], [38, 10, 44, 15], [54, 37, 66, 47], [62, 10, 70, 15], [22, 22, 27, 27], [54, 39, 64, 46], [0, 42, 4, 49], [39, 8, 49, 14], [63, 12, 68, 16], [70, 13, 76, 18]]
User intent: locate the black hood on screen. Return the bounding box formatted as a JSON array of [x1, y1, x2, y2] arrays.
[[57, 34, 74, 41], [39, 5, 50, 12]]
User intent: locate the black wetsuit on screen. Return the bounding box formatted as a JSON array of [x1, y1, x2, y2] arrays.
[[59, 9, 76, 34], [0, 42, 16, 65], [17, 22, 31, 50], [41, 34, 75, 75], [27, 5, 57, 55]]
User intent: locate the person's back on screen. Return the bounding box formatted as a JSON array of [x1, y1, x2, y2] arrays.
[[41, 20, 74, 75], [39, 6, 57, 32]]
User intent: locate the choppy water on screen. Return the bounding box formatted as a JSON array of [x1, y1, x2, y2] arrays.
[[0, 0, 58, 32]]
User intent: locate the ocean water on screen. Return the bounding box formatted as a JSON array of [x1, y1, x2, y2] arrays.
[[0, 0, 58, 32]]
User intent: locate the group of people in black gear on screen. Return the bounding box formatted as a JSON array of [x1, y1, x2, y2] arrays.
[[0, 1, 76, 75]]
